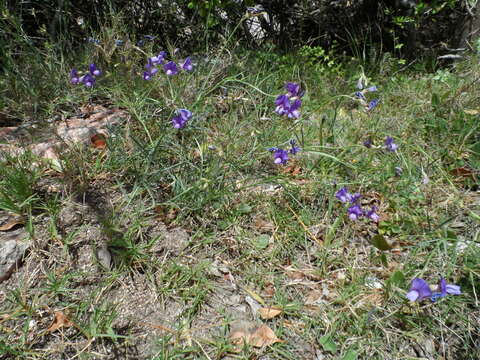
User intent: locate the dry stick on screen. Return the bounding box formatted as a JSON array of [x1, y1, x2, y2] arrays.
[[286, 203, 323, 245]]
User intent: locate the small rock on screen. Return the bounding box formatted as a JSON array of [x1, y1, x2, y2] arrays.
[[96, 245, 112, 270], [57, 202, 89, 229], [0, 239, 30, 282], [149, 224, 189, 255], [365, 276, 383, 289]]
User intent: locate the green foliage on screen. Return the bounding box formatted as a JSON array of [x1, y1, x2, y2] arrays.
[[0, 153, 41, 216]]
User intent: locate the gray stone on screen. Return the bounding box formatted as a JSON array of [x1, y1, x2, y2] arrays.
[[0, 239, 29, 282]]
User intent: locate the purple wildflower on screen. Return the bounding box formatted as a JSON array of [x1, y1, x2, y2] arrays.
[[89, 63, 101, 77], [181, 57, 193, 72], [289, 139, 301, 154], [384, 136, 398, 152], [365, 206, 380, 222], [366, 99, 379, 111], [350, 193, 361, 204], [274, 94, 290, 116], [81, 73, 96, 87], [70, 69, 80, 84], [271, 148, 289, 165], [347, 204, 363, 220], [363, 137, 373, 148], [150, 56, 161, 65], [171, 109, 192, 129], [335, 187, 351, 203], [287, 99, 302, 119], [335, 187, 360, 204], [406, 278, 432, 302], [366, 85, 377, 92], [144, 35, 156, 40], [431, 278, 461, 301], [164, 61, 178, 76], [150, 51, 167, 65], [87, 37, 100, 44], [285, 82, 301, 98], [354, 91, 367, 101], [143, 60, 158, 80], [115, 39, 124, 46], [143, 70, 154, 80]]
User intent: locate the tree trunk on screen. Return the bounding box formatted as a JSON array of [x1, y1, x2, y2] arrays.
[[454, 0, 480, 50]]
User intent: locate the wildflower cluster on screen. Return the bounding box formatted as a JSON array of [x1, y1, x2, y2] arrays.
[[274, 82, 304, 119], [354, 76, 379, 112], [335, 187, 379, 222], [406, 277, 461, 302], [70, 63, 102, 87], [268, 139, 301, 165], [143, 51, 193, 80], [171, 109, 192, 129]]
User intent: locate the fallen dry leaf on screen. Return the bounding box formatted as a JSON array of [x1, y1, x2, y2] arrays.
[[258, 306, 283, 319], [305, 289, 323, 305], [263, 282, 276, 298], [0, 214, 24, 231], [284, 266, 322, 281], [229, 320, 283, 350], [282, 164, 303, 176], [90, 133, 107, 149], [464, 109, 480, 115], [450, 166, 476, 179], [47, 311, 73, 333], [254, 218, 275, 233]]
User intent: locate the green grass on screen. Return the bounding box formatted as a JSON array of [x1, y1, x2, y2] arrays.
[[0, 21, 479, 360]]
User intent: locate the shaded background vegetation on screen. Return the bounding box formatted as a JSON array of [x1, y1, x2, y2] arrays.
[[2, 0, 479, 56]]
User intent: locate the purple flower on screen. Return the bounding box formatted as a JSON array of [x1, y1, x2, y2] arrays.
[[181, 57, 193, 72], [150, 51, 167, 65], [115, 39, 124, 46], [406, 278, 432, 302], [350, 193, 361, 203], [171, 109, 192, 129], [384, 136, 398, 152], [81, 73, 96, 87], [363, 137, 373, 148], [286, 99, 302, 119], [366, 99, 379, 111], [347, 204, 363, 220], [70, 69, 80, 84], [364, 206, 380, 222], [144, 35, 156, 41], [354, 91, 367, 101], [335, 187, 360, 204], [366, 85, 377, 92], [289, 139, 301, 154], [335, 187, 351, 203], [150, 56, 161, 65], [87, 37, 100, 44], [285, 82, 301, 97], [274, 94, 290, 116], [164, 61, 178, 76], [431, 278, 461, 301], [89, 63, 101, 77], [143, 71, 154, 80], [268, 148, 289, 165]]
